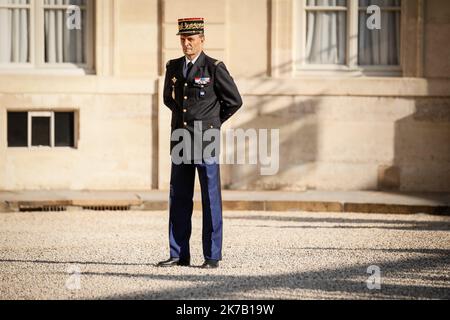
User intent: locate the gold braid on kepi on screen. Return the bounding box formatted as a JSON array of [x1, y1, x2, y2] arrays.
[[177, 18, 205, 35]]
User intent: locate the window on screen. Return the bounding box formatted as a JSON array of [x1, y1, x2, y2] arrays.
[[55, 112, 75, 147], [0, 0, 94, 73], [295, 0, 402, 75], [7, 112, 28, 147], [358, 0, 401, 66], [7, 111, 76, 148], [304, 0, 347, 65]]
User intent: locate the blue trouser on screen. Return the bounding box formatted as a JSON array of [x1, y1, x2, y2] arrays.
[[168, 158, 223, 261]]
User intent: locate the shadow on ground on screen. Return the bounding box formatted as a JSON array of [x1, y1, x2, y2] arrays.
[[2, 250, 448, 299], [226, 215, 450, 231]]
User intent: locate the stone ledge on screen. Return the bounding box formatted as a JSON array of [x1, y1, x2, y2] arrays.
[[2, 199, 448, 215], [344, 203, 450, 215]]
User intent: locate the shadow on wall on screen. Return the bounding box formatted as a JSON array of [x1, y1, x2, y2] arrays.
[[220, 92, 322, 191], [211, 56, 324, 191], [226, 94, 450, 193], [390, 97, 450, 193], [221, 70, 450, 193]]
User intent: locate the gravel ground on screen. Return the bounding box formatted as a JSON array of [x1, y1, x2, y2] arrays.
[[0, 210, 449, 300]]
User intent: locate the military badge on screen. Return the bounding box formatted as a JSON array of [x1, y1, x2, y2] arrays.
[[194, 77, 210, 85]]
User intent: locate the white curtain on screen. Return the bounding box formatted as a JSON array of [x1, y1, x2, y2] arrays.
[[44, 0, 85, 63], [358, 0, 401, 65], [0, 0, 29, 63], [305, 0, 347, 64]]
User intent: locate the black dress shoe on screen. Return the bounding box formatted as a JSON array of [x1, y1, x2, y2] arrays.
[[157, 257, 190, 267], [200, 259, 219, 269]]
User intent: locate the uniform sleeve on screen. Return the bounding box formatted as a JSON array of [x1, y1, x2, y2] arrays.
[[163, 62, 178, 112], [214, 62, 243, 124]]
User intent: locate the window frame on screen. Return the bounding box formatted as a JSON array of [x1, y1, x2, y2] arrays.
[[7, 110, 78, 149], [0, 0, 95, 74], [29, 111, 54, 148], [293, 0, 403, 77]]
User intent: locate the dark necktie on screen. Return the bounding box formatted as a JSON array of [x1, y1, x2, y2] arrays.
[[185, 61, 193, 78]]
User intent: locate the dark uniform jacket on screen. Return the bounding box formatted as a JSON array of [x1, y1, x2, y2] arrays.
[[163, 51, 242, 160]]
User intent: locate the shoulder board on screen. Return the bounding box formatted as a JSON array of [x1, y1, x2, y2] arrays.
[[214, 60, 223, 66], [166, 60, 172, 68]]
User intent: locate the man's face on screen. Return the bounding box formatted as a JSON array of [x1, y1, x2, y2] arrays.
[[180, 34, 204, 58]]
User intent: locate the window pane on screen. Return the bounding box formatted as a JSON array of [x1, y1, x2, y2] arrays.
[[358, 0, 401, 65], [358, 0, 400, 7], [44, 0, 86, 4], [0, 2, 30, 63], [55, 112, 75, 147], [306, 0, 347, 6], [7, 112, 28, 147], [44, 0, 88, 63], [306, 11, 347, 64], [32, 117, 51, 147]]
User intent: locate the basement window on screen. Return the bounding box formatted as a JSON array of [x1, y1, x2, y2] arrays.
[[7, 111, 76, 148]]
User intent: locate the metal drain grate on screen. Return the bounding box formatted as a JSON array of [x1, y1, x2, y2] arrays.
[[19, 205, 67, 212], [82, 205, 131, 211]]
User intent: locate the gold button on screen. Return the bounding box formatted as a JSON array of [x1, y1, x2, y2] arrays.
[[210, 125, 214, 129], [183, 122, 187, 126], [183, 109, 187, 113], [184, 96, 188, 100], [184, 83, 188, 87]]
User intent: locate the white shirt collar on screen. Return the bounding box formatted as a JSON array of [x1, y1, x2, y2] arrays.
[[185, 53, 201, 66]]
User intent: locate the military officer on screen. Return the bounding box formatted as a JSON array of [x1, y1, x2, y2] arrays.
[[157, 18, 242, 269]]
